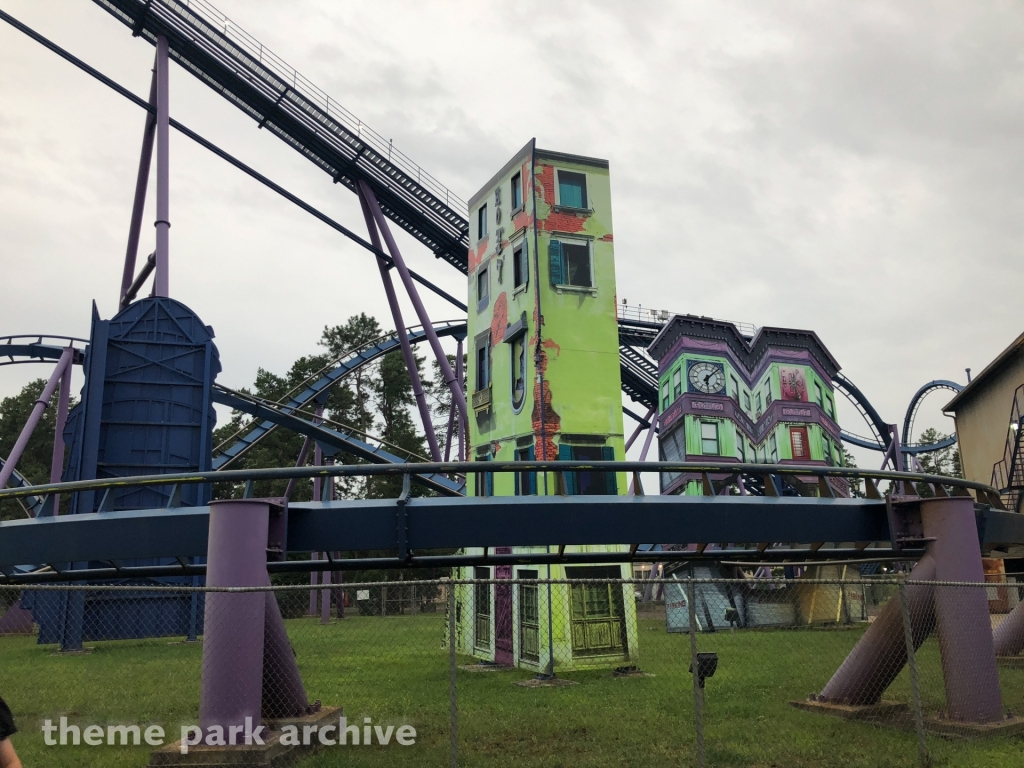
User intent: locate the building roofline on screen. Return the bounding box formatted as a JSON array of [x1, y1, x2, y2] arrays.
[[535, 148, 610, 169], [943, 329, 1024, 412], [647, 314, 842, 379], [468, 139, 536, 210]]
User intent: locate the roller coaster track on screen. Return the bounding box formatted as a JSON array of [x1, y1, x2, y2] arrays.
[[0, 337, 87, 515], [901, 380, 962, 452], [210, 385, 464, 496], [211, 320, 466, 471], [91, 0, 471, 272]]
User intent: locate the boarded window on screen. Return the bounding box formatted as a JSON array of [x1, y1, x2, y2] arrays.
[[790, 427, 809, 460]]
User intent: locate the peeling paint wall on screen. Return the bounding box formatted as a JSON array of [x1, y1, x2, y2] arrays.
[[456, 142, 636, 672]]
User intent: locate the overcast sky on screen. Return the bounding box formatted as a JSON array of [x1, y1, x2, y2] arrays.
[[2, 0, 1022, 469]]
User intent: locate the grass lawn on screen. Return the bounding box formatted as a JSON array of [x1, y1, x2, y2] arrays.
[[1, 614, 1022, 767]]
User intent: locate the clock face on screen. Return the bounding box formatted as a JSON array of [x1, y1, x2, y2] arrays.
[[688, 361, 726, 395]]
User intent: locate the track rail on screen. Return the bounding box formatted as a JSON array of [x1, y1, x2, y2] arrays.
[[93, 0, 471, 271]]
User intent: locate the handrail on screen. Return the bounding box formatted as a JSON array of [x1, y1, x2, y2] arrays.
[[0, 459, 1002, 503]]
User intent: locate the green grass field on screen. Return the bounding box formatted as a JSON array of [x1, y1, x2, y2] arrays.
[[1, 614, 1022, 767]]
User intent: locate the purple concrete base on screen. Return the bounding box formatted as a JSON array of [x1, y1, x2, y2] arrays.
[[993, 599, 1024, 657], [819, 554, 936, 705], [921, 497, 1004, 723], [0, 601, 34, 634], [199, 499, 309, 738]]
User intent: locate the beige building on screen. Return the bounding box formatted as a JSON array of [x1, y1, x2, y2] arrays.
[[943, 330, 1024, 513]]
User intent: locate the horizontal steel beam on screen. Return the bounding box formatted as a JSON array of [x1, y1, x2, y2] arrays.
[[1, 495, 892, 572]]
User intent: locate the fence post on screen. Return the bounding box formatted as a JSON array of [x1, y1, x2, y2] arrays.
[[448, 580, 458, 768], [898, 574, 930, 767], [687, 578, 705, 768]]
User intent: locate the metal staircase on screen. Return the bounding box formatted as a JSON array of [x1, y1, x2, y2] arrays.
[[992, 384, 1024, 513]]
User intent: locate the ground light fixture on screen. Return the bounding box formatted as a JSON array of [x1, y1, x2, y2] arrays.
[[690, 652, 719, 689]]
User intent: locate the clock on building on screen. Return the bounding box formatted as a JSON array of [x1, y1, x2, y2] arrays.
[[687, 360, 726, 395]]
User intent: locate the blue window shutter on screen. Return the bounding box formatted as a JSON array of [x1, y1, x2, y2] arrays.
[[528, 445, 537, 495], [601, 446, 617, 494], [549, 240, 564, 286]]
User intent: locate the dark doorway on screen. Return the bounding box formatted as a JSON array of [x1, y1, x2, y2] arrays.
[[495, 548, 513, 665]]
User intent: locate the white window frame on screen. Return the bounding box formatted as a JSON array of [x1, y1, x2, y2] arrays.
[[700, 421, 719, 455]]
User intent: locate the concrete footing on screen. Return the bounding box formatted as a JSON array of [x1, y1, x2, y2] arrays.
[[791, 699, 1024, 739]]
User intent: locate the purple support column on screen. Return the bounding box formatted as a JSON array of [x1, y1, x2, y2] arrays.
[[455, 336, 465, 462], [819, 554, 937, 705], [625, 407, 656, 452], [332, 556, 345, 619], [320, 566, 332, 625], [357, 190, 441, 460], [629, 414, 658, 496], [199, 499, 271, 734], [309, 552, 319, 617], [359, 182, 469, 443], [119, 59, 158, 306], [0, 348, 73, 490], [921, 496, 1003, 722], [153, 35, 170, 298], [48, 351, 73, 515], [993, 599, 1024, 657], [283, 436, 313, 502], [261, 592, 310, 718]]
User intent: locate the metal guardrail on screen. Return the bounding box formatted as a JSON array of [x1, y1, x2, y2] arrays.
[[0, 459, 1004, 504], [616, 304, 760, 338]]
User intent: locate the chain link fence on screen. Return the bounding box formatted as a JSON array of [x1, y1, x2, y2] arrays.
[[2, 573, 1024, 767]]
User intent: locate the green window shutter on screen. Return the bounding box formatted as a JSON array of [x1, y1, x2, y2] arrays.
[[600, 446, 617, 494], [558, 444, 578, 495], [548, 240, 564, 286]]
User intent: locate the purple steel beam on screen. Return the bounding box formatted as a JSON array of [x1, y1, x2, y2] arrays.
[[260, 590, 310, 718], [629, 413, 658, 496], [320, 565, 332, 624], [119, 57, 158, 307], [357, 189, 441, 461], [359, 181, 468, 442], [0, 348, 73, 490], [920, 496, 1003, 722], [308, 551, 319, 617], [455, 336, 465, 462], [200, 498, 308, 734], [283, 436, 313, 502], [48, 350, 73, 515], [199, 499, 271, 732], [625, 407, 656, 452], [819, 554, 937, 705], [443, 336, 465, 462], [153, 35, 170, 298]]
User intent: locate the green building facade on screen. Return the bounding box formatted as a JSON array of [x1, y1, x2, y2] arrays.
[[453, 141, 638, 672], [647, 316, 850, 497]]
